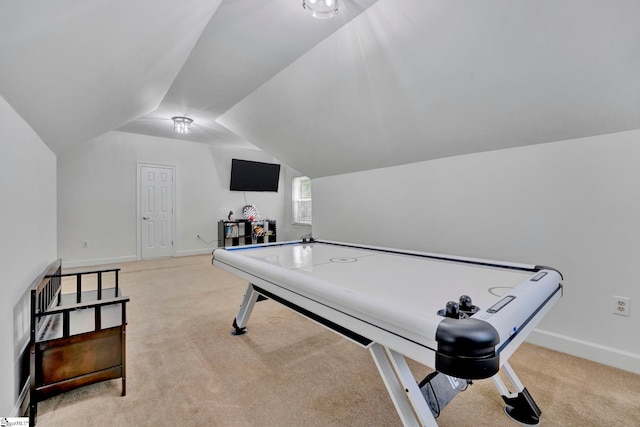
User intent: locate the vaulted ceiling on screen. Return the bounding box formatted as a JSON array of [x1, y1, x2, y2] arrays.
[[1, 0, 639, 178]]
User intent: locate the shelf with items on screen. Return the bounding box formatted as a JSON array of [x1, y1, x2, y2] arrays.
[[218, 220, 252, 248], [251, 220, 277, 244], [218, 219, 277, 247]]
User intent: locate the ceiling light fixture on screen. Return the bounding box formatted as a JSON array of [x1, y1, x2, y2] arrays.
[[172, 116, 193, 134], [302, 0, 340, 19]]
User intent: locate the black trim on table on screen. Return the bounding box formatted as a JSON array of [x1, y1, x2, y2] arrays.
[[252, 285, 373, 347], [534, 264, 564, 280], [315, 240, 541, 274], [496, 283, 563, 355]]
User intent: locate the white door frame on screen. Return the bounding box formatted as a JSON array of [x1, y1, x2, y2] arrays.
[[137, 162, 177, 260]]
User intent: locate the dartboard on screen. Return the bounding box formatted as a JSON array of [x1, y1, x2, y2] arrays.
[[242, 205, 259, 220]]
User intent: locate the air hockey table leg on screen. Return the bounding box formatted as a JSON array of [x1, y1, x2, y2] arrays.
[[492, 361, 542, 425], [231, 283, 260, 335], [369, 343, 438, 427]]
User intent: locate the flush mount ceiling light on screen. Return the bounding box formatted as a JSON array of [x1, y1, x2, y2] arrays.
[[302, 0, 340, 19], [171, 116, 193, 134]]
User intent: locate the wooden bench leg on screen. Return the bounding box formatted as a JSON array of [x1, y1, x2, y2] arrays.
[[121, 323, 127, 396], [30, 399, 37, 426]]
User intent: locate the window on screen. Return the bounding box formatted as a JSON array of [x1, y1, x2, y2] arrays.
[[292, 176, 312, 225]]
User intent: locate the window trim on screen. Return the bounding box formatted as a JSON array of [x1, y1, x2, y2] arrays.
[[292, 176, 312, 226]]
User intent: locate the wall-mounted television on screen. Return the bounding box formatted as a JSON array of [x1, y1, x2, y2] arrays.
[[230, 159, 281, 192]]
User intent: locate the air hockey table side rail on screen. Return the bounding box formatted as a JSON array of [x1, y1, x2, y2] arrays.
[[212, 239, 562, 378]]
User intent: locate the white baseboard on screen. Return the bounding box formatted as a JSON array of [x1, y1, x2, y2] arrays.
[[175, 248, 214, 257], [61, 250, 214, 268], [527, 329, 640, 375], [62, 255, 137, 268], [12, 380, 29, 417]]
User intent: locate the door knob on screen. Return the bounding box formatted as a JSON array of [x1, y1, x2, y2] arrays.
[[143, 216, 150, 220]]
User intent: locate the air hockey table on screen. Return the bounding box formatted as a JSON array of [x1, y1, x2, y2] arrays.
[[212, 239, 563, 426]]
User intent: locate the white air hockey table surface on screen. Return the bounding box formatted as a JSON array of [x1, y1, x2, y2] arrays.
[[212, 239, 563, 426]]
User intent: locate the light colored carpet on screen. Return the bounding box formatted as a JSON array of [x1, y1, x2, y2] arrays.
[[36, 255, 640, 426]]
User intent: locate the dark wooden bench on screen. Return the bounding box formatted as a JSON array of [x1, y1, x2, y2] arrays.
[[29, 259, 129, 426]]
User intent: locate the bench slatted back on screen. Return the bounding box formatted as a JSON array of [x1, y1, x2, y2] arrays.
[[52, 268, 120, 303], [31, 262, 123, 340], [30, 259, 63, 343]]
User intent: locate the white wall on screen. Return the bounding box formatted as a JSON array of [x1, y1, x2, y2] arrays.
[[58, 131, 288, 266], [0, 95, 57, 415], [313, 129, 640, 374]]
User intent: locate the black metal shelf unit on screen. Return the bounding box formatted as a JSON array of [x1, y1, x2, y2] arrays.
[[218, 219, 276, 247]]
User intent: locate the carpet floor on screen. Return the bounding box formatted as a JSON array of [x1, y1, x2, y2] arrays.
[[35, 254, 640, 426]]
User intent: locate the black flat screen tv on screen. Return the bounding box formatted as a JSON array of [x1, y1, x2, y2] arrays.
[[230, 159, 281, 192]]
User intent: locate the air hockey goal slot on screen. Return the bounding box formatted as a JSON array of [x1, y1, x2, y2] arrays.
[[330, 257, 357, 263], [486, 295, 516, 313]]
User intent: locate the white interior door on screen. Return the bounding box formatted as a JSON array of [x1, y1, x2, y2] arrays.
[[139, 164, 175, 259]]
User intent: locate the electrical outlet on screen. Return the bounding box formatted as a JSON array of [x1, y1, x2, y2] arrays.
[[82, 241, 88, 248], [613, 296, 630, 317]]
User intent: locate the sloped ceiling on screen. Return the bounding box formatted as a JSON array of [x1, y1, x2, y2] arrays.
[[1, 0, 639, 178], [0, 0, 223, 152]]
